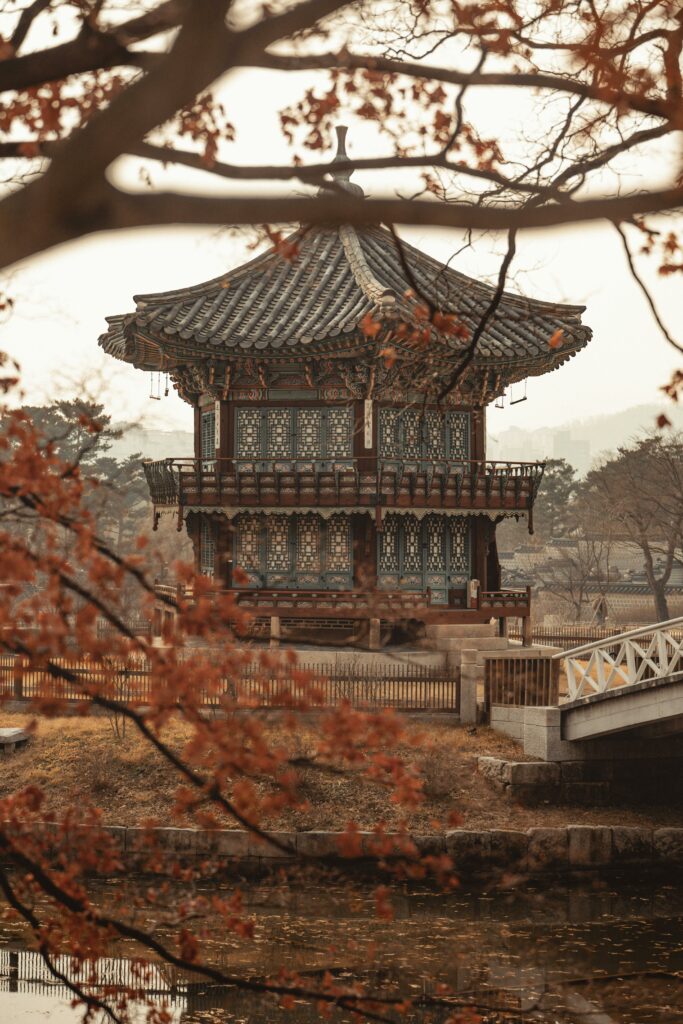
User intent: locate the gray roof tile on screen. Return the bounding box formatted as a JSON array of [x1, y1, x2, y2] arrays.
[[99, 223, 591, 371]]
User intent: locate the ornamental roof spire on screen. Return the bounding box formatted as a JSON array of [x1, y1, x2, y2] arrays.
[[327, 124, 364, 197]]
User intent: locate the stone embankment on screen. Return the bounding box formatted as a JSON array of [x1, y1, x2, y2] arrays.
[[36, 823, 683, 876]]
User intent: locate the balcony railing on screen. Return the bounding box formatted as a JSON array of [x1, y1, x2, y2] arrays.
[[143, 457, 544, 513]]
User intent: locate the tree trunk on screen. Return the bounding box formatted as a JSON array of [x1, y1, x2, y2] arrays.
[[652, 582, 670, 623]]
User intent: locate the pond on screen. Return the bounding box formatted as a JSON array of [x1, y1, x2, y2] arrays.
[[1, 871, 683, 1022]]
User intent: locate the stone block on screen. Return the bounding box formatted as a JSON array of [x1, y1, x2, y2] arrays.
[[412, 834, 447, 857], [425, 624, 497, 639], [488, 829, 528, 870], [653, 829, 683, 863], [193, 829, 222, 856], [509, 761, 560, 787], [172, 828, 197, 853], [509, 783, 560, 807], [611, 827, 653, 864], [123, 827, 147, 854], [477, 756, 507, 785], [296, 831, 341, 858], [562, 782, 610, 806], [460, 676, 478, 725], [568, 825, 612, 867], [444, 829, 491, 869], [248, 831, 296, 859], [560, 761, 613, 783], [103, 825, 127, 855], [215, 830, 250, 858], [526, 827, 568, 872]]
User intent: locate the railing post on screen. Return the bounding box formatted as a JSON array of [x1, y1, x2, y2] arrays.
[[522, 614, 532, 647], [269, 616, 281, 649], [13, 657, 23, 700]]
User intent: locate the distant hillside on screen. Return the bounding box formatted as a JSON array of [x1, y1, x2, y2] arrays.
[[109, 426, 193, 462], [488, 403, 683, 475], [108, 403, 681, 472]]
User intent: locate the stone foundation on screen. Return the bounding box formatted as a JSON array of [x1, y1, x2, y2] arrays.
[[479, 754, 683, 806], [28, 823, 683, 876]]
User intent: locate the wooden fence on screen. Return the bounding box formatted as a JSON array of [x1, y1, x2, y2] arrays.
[[483, 655, 560, 710], [0, 656, 459, 713]]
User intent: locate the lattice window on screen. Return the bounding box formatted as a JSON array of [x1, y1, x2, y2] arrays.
[[447, 412, 470, 460], [403, 515, 422, 572], [401, 410, 421, 460], [425, 515, 446, 572], [326, 515, 351, 572], [297, 409, 322, 459], [424, 411, 446, 459], [297, 514, 320, 572], [235, 514, 261, 570], [200, 410, 215, 462], [326, 407, 352, 458], [236, 409, 261, 459], [379, 408, 401, 459], [266, 516, 290, 572], [199, 518, 215, 576], [379, 514, 400, 573], [267, 408, 292, 459], [449, 518, 470, 573]]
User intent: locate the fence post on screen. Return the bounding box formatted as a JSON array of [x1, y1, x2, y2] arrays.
[[269, 616, 281, 649], [368, 618, 381, 651], [13, 657, 23, 700]]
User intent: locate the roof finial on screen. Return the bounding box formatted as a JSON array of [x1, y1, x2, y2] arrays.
[[328, 124, 364, 196]]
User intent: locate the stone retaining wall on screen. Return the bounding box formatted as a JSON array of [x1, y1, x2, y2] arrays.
[[478, 754, 683, 805], [22, 823, 683, 876]]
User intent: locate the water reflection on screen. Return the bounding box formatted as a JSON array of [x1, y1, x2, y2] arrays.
[[1, 874, 683, 1022]]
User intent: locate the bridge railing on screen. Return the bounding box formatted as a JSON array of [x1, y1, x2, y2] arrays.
[[553, 615, 683, 701]]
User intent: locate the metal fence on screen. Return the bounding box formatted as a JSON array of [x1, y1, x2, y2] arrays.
[[483, 655, 560, 709], [0, 655, 459, 713], [508, 622, 683, 650]]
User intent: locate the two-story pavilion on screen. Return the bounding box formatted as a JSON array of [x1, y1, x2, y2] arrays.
[[99, 128, 591, 639]]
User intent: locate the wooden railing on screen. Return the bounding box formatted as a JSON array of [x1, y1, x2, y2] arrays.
[[143, 457, 544, 513], [0, 655, 458, 712]]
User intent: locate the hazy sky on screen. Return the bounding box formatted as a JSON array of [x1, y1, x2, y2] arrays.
[[2, 62, 681, 439]]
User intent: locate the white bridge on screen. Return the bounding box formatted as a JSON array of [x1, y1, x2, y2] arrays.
[[554, 617, 683, 742]]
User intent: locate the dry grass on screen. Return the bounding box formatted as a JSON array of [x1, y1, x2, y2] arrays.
[[1, 712, 682, 833]]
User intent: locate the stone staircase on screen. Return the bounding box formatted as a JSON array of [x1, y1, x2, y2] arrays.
[[420, 622, 510, 670]]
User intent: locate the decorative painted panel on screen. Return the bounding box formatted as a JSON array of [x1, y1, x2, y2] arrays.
[[297, 514, 321, 573], [425, 515, 446, 572], [446, 412, 470, 460], [266, 516, 290, 573], [379, 409, 401, 459], [401, 410, 421, 460], [377, 514, 472, 602], [449, 518, 470, 575], [326, 514, 351, 572], [425, 411, 446, 459], [402, 515, 422, 573], [379, 514, 399, 574], [326, 407, 353, 459], [267, 408, 292, 459], [199, 518, 215, 576], [236, 409, 261, 459], [200, 411, 216, 464], [297, 409, 322, 459], [235, 514, 261, 571]]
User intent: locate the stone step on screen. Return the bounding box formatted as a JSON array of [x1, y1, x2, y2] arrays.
[[460, 646, 511, 666], [425, 623, 497, 639], [422, 636, 510, 653]]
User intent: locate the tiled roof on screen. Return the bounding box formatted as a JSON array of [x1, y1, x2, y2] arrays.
[[99, 222, 591, 373]]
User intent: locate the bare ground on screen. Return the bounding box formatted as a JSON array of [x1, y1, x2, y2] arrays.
[[1, 712, 682, 833]]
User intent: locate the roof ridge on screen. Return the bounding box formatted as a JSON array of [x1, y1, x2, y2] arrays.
[[338, 224, 396, 309]]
